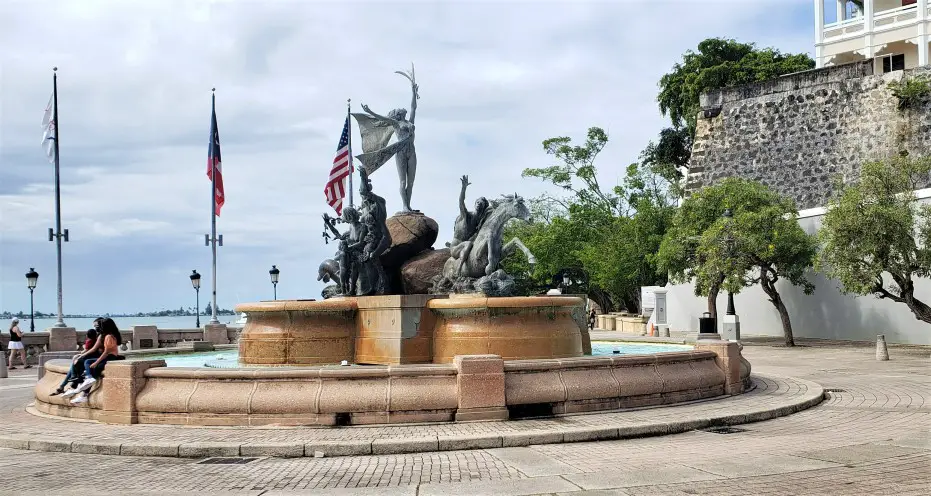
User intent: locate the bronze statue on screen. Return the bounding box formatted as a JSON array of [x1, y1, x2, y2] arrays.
[[435, 188, 536, 296], [318, 168, 391, 297], [352, 64, 420, 212], [447, 175, 490, 275]]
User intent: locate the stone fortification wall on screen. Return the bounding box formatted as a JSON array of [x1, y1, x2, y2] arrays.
[[688, 60, 931, 209]]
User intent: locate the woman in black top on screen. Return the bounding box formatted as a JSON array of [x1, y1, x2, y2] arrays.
[[6, 318, 30, 370]]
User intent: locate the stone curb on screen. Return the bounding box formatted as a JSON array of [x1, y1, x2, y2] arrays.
[[2, 374, 823, 459]]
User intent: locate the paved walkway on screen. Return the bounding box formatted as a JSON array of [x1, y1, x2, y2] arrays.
[[0, 340, 928, 495]]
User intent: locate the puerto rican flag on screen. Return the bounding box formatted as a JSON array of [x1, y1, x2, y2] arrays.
[[207, 95, 225, 216]]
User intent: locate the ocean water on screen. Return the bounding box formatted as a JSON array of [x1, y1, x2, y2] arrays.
[[152, 341, 694, 368], [6, 315, 239, 332]]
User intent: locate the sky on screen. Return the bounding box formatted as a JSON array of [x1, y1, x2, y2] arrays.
[[0, 0, 814, 316]]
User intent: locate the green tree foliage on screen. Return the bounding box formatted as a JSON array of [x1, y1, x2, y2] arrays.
[[819, 156, 931, 325], [888, 75, 931, 111], [639, 126, 692, 183], [505, 128, 675, 312], [503, 201, 603, 297], [658, 38, 815, 135], [658, 178, 817, 345], [521, 127, 622, 216]]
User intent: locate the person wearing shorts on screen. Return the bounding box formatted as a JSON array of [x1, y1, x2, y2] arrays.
[[6, 318, 30, 370]]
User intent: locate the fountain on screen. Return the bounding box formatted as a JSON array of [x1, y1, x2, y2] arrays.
[[236, 67, 585, 366], [33, 65, 751, 428]]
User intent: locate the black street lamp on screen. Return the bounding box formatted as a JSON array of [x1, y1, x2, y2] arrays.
[[269, 265, 280, 300], [25, 268, 39, 332], [190, 270, 201, 328], [722, 209, 736, 317], [561, 273, 570, 294]]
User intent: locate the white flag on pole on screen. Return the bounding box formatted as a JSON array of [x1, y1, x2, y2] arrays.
[[42, 93, 56, 163]]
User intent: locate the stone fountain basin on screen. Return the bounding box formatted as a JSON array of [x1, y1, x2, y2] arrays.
[[33, 340, 749, 427], [235, 295, 589, 366]]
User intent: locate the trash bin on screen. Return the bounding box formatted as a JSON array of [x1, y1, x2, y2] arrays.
[[698, 312, 717, 334]]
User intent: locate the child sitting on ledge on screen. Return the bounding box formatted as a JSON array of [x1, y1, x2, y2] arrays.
[[50, 323, 100, 396], [63, 318, 125, 405]]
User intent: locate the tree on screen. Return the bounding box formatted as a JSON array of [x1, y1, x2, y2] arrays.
[[639, 126, 692, 183], [658, 178, 817, 345], [818, 155, 931, 325], [502, 198, 615, 311], [577, 199, 673, 312], [521, 127, 622, 217], [577, 162, 677, 311], [510, 128, 676, 312]]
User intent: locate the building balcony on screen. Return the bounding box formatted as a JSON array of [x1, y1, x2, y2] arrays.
[[815, 0, 930, 70]]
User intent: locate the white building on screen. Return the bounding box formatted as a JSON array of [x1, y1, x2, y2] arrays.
[[816, 0, 930, 71]]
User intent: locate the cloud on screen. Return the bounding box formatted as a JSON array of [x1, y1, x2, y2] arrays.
[[0, 0, 814, 315]]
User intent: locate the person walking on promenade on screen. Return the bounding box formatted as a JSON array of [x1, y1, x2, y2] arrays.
[[6, 318, 30, 370]]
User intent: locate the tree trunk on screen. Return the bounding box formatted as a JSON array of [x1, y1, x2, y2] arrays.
[[707, 275, 725, 330], [588, 287, 613, 314], [621, 288, 640, 314], [876, 275, 931, 325], [759, 267, 794, 347], [904, 293, 931, 324]]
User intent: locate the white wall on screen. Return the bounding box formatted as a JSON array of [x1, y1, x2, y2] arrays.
[[664, 206, 931, 345]]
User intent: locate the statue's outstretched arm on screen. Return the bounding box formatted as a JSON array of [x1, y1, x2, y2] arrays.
[[361, 104, 397, 126], [458, 175, 470, 217], [396, 65, 418, 124]]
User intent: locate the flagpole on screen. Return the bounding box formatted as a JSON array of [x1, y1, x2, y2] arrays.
[[347, 98, 353, 209], [51, 67, 67, 328], [209, 88, 219, 325]]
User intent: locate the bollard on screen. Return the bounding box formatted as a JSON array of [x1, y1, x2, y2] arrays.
[[876, 334, 889, 361], [0, 347, 7, 379]]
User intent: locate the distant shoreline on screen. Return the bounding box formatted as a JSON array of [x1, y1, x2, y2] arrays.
[[1, 311, 237, 319]]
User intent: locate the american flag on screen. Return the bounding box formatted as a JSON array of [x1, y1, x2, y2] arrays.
[[325, 116, 353, 215], [207, 94, 225, 216]]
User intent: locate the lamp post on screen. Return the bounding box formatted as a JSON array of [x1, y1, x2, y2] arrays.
[[721, 209, 736, 317], [561, 273, 570, 294], [269, 265, 280, 300], [720, 209, 741, 341], [26, 268, 39, 332], [190, 270, 201, 328]]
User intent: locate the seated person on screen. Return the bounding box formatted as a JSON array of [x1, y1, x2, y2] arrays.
[[67, 318, 125, 404], [53, 319, 103, 396]]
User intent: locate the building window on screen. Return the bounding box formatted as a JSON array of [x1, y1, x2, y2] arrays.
[[881, 54, 906, 73], [845, 1, 862, 20]]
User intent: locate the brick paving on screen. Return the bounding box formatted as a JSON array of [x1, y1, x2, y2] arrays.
[[0, 340, 928, 495]]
